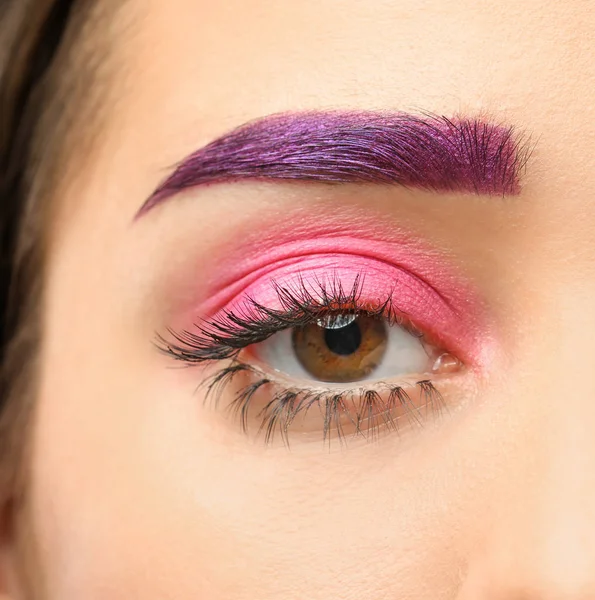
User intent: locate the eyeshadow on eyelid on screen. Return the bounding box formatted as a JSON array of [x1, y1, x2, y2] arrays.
[[176, 252, 493, 370], [197, 234, 475, 322]]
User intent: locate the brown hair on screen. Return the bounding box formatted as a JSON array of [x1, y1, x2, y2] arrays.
[[0, 0, 78, 503]]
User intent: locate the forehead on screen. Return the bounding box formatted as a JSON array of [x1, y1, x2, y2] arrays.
[[50, 0, 593, 231], [106, 0, 581, 116]]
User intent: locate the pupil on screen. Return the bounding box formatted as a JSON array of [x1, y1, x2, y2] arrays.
[[323, 319, 362, 356]]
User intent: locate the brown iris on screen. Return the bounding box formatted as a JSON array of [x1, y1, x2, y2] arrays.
[[292, 314, 388, 383]]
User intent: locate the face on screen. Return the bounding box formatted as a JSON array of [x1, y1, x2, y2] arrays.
[[9, 0, 595, 597]]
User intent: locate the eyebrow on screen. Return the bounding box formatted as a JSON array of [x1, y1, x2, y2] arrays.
[[137, 110, 531, 217]]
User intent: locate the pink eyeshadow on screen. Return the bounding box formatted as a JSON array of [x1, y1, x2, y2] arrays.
[[218, 255, 475, 362], [169, 210, 496, 371]]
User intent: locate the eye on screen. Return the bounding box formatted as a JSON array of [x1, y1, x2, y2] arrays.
[[158, 271, 470, 444], [253, 313, 460, 384]]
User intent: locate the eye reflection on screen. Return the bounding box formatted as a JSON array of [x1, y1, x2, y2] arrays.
[[293, 315, 388, 382]]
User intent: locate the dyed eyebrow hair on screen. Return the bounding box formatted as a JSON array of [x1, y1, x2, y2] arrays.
[[138, 110, 531, 216]]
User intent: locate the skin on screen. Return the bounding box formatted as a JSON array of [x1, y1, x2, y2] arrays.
[[3, 0, 595, 597]]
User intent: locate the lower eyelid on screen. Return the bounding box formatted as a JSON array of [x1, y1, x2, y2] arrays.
[[202, 360, 455, 443], [236, 356, 455, 391], [159, 322, 471, 445]]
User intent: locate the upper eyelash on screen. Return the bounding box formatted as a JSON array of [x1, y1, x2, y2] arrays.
[[157, 274, 408, 364]]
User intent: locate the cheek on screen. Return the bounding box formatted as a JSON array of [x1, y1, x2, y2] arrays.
[[28, 317, 254, 596], [27, 339, 483, 600]]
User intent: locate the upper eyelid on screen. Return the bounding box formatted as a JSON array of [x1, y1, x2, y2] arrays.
[[169, 227, 476, 332], [158, 276, 439, 366]]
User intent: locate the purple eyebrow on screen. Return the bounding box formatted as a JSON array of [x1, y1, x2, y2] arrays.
[[138, 110, 531, 217]]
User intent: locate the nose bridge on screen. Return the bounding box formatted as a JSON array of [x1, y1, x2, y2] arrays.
[[459, 292, 595, 598]]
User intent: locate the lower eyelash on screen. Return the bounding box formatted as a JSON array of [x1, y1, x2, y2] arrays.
[[204, 361, 448, 445]]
